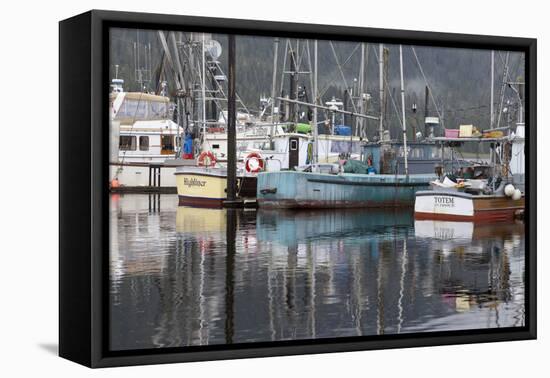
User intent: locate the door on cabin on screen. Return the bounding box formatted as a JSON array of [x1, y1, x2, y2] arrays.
[[288, 137, 300, 170]]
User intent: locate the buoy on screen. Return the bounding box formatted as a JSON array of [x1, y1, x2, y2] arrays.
[[197, 151, 217, 167], [504, 184, 515, 197], [110, 178, 120, 188], [512, 188, 522, 201], [245, 152, 265, 173]]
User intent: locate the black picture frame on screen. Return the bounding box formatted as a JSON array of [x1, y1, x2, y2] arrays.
[[59, 9, 537, 368]]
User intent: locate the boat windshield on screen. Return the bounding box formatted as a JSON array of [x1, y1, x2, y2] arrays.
[[113, 94, 170, 123], [397, 145, 448, 160]]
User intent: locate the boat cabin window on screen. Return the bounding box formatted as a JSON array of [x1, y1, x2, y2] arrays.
[[290, 140, 298, 150], [119, 136, 136, 151], [149, 101, 168, 118], [161, 135, 175, 155], [122, 99, 146, 119], [114, 98, 168, 121], [252, 141, 271, 150], [331, 141, 362, 154], [397, 145, 442, 160], [212, 144, 220, 149], [139, 136, 149, 151]]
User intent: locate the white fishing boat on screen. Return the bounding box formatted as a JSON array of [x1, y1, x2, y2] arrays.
[[109, 79, 184, 189], [414, 133, 525, 222]]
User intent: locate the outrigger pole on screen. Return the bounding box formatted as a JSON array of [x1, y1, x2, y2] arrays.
[[276, 97, 379, 121]]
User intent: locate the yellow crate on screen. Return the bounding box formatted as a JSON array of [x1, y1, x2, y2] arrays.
[[459, 124, 473, 137]]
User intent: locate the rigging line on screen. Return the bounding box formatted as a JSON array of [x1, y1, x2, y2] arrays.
[[498, 51, 521, 83], [278, 39, 290, 97], [178, 43, 233, 121], [296, 39, 305, 72], [498, 51, 524, 110], [318, 43, 361, 98], [329, 41, 358, 113], [496, 52, 510, 129], [181, 41, 227, 116], [371, 46, 403, 128], [410, 46, 444, 127], [199, 46, 250, 115]]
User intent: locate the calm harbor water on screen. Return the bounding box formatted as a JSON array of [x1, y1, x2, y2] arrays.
[[110, 194, 525, 351]]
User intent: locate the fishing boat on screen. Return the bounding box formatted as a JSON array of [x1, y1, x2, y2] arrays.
[[256, 138, 442, 209], [175, 165, 257, 207], [415, 188, 524, 222], [414, 133, 525, 222], [257, 43, 447, 209], [257, 170, 434, 209], [109, 79, 184, 189]]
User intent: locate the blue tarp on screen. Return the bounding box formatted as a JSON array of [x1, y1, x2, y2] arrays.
[[334, 125, 351, 136]]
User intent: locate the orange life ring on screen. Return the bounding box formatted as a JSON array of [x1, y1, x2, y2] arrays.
[[198, 151, 217, 167], [245, 152, 265, 173]]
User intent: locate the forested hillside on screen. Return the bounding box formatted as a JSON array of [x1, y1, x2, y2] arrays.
[[110, 28, 525, 141]]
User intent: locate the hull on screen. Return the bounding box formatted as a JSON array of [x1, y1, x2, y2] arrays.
[[110, 163, 177, 188], [176, 169, 228, 207], [257, 171, 435, 209], [175, 167, 257, 208], [414, 190, 525, 221]]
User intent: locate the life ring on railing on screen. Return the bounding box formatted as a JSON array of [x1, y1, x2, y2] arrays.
[[245, 152, 265, 173], [198, 151, 217, 167]]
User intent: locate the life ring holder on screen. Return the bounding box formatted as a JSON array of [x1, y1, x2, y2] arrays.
[[245, 152, 265, 173], [197, 151, 217, 167]]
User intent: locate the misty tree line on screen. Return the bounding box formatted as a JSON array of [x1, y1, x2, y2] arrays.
[[110, 28, 525, 144]]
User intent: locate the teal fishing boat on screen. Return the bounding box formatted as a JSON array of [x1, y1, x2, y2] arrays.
[[257, 140, 439, 209], [257, 170, 435, 209]]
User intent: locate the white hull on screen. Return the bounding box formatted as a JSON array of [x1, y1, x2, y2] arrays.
[[414, 190, 524, 221], [110, 164, 177, 187], [415, 191, 474, 219]]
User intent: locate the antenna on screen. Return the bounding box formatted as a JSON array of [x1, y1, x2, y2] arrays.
[[133, 30, 152, 92]]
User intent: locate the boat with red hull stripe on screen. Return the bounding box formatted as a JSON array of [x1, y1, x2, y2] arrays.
[[414, 190, 524, 222]]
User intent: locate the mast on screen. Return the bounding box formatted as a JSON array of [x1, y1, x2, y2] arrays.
[[489, 50, 495, 129], [399, 45, 409, 176], [424, 86, 430, 137], [289, 46, 297, 124], [357, 43, 366, 137], [378, 44, 384, 142], [496, 52, 510, 129], [270, 38, 279, 138], [226, 35, 237, 203], [313, 40, 319, 167], [201, 33, 207, 137]]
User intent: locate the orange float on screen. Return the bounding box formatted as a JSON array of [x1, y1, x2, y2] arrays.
[[197, 151, 217, 167]]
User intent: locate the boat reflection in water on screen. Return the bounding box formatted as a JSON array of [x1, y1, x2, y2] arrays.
[[110, 194, 525, 351]]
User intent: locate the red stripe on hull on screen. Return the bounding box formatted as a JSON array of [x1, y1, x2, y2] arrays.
[[258, 199, 413, 209], [415, 208, 520, 222], [178, 195, 225, 208]]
